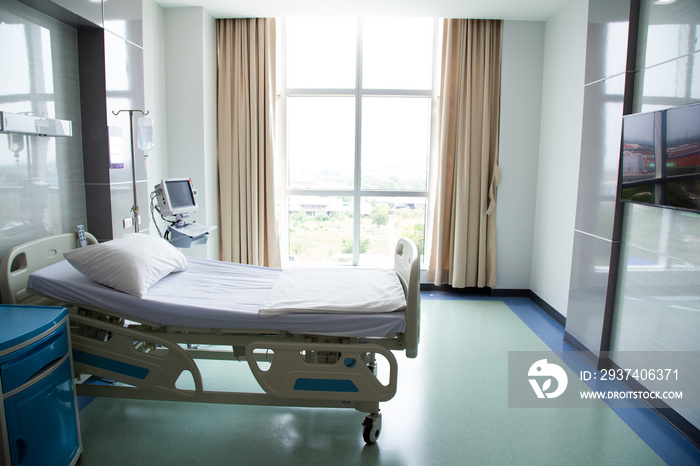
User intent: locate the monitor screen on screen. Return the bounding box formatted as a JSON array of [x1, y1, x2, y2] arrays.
[[156, 178, 197, 217], [165, 179, 196, 209]]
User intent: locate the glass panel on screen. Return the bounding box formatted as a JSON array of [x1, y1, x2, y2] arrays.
[[287, 96, 356, 190], [0, 4, 86, 260], [362, 18, 434, 90], [288, 195, 354, 264], [0, 23, 30, 96], [621, 112, 656, 184], [40, 27, 54, 94], [359, 196, 426, 267], [361, 97, 430, 190], [286, 17, 356, 89], [104, 31, 129, 92]]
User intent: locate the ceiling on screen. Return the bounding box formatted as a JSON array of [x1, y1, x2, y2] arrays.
[[154, 0, 574, 21]]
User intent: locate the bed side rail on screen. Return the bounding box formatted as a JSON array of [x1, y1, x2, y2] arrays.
[[394, 237, 420, 358], [246, 341, 398, 402], [0, 231, 97, 305], [70, 313, 204, 401]]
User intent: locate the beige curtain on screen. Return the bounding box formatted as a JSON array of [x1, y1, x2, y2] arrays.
[[428, 19, 503, 288], [217, 18, 281, 268]]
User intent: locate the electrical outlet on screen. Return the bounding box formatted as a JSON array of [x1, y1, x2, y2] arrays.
[[123, 217, 133, 229]]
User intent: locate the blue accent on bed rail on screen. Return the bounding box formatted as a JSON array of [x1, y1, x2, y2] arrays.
[[293, 378, 359, 393], [73, 349, 149, 380]]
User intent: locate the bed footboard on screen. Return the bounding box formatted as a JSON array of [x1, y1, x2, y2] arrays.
[[394, 237, 421, 358]]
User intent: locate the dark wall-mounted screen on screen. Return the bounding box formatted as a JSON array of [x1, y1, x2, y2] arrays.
[[621, 103, 700, 212]]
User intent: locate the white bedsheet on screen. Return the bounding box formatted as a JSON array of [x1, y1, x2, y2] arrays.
[[27, 258, 407, 337], [260, 268, 406, 317]]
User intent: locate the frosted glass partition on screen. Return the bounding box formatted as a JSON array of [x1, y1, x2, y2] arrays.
[[610, 202, 700, 428], [0, 1, 87, 262]]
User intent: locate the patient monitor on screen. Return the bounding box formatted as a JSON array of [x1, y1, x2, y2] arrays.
[[153, 178, 198, 219], [152, 178, 213, 247]]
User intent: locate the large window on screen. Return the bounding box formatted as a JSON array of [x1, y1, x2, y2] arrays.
[[278, 18, 441, 266]]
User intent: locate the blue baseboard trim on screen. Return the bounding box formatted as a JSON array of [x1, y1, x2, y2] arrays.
[[563, 330, 599, 368], [528, 291, 566, 327]]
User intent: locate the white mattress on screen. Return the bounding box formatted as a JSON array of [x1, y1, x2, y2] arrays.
[[27, 258, 407, 338]]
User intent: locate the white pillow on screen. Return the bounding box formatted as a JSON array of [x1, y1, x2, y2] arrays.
[[63, 233, 187, 297]]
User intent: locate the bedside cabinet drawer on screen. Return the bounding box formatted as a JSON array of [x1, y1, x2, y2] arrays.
[[1, 323, 69, 394]]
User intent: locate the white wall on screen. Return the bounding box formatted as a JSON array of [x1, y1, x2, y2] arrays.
[[495, 21, 545, 290], [162, 7, 220, 259], [201, 8, 219, 260], [529, 0, 588, 316], [142, 4, 219, 258]]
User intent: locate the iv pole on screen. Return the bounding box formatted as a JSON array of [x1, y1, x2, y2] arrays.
[[112, 109, 149, 233]]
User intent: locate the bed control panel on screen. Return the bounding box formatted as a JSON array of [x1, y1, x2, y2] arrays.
[[76, 225, 87, 247]]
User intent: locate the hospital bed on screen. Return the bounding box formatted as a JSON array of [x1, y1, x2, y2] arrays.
[[0, 232, 420, 444]]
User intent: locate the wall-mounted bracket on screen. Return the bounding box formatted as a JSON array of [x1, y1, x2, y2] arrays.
[[0, 111, 72, 137]]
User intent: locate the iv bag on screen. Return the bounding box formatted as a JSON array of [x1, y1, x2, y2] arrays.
[[138, 116, 155, 152]]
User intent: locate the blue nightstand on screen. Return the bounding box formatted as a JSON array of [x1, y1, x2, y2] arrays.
[[0, 305, 82, 466]]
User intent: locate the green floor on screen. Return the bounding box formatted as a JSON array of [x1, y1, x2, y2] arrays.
[[77, 299, 664, 465]]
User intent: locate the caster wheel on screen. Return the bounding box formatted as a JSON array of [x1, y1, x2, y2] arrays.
[[362, 412, 382, 444]]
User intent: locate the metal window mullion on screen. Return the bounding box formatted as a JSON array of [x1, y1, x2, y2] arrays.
[[352, 19, 364, 267], [286, 89, 432, 97], [361, 89, 433, 97], [286, 88, 357, 96], [278, 18, 291, 263], [359, 190, 429, 198], [288, 189, 428, 198], [287, 189, 355, 197]]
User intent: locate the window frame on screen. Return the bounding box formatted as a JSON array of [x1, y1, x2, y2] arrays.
[[277, 17, 442, 266]]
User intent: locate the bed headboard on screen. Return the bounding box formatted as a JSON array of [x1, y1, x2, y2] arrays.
[[0, 232, 98, 305], [394, 237, 421, 359]]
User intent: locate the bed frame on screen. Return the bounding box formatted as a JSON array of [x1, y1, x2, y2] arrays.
[[0, 232, 420, 444]]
